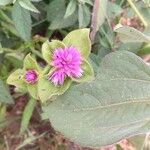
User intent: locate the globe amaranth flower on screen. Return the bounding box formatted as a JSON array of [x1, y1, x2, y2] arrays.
[[39, 28, 94, 102], [7, 54, 41, 99], [25, 70, 38, 84], [48, 47, 83, 86]]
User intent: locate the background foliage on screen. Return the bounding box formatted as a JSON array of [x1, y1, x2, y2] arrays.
[[1, 0, 150, 149]]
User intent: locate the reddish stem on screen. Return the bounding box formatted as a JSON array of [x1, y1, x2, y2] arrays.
[[90, 0, 100, 44]]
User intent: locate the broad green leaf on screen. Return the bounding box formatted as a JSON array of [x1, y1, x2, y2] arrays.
[[47, 0, 78, 30], [114, 24, 150, 43], [42, 51, 150, 147], [64, 0, 77, 18], [12, 2, 31, 41], [38, 75, 72, 103], [63, 29, 91, 59], [0, 79, 13, 104], [0, 0, 12, 6], [118, 43, 142, 54], [18, 0, 40, 13], [20, 98, 36, 133], [23, 54, 40, 71], [46, 0, 65, 22], [42, 40, 65, 64], [71, 59, 94, 83], [49, 12, 78, 30], [7, 69, 27, 93], [78, 4, 91, 28]]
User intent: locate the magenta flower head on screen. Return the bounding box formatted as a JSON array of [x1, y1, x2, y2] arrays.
[[39, 28, 94, 102], [25, 70, 38, 84], [7, 54, 42, 99], [48, 47, 83, 85]]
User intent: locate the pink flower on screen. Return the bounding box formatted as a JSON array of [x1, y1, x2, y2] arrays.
[[25, 70, 38, 84], [48, 47, 83, 86]]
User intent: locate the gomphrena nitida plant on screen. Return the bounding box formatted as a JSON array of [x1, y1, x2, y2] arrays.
[[7, 28, 94, 102], [2, 0, 150, 148]]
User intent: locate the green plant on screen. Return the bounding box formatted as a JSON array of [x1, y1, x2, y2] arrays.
[[1, 0, 150, 149]]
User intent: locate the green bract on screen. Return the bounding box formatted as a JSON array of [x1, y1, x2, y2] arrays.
[[7, 28, 94, 102], [40, 28, 94, 102], [7, 54, 41, 99]]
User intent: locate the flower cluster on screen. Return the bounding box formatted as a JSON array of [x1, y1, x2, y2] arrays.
[[7, 29, 94, 102], [48, 47, 83, 86], [25, 70, 38, 84]]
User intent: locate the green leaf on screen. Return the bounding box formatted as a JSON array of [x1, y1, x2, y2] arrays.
[[42, 40, 65, 64], [78, 4, 91, 28], [0, 80, 13, 104], [31, 0, 41, 2], [18, 0, 39, 13], [118, 43, 142, 54], [46, 0, 65, 22], [64, 0, 77, 18], [5, 52, 23, 68], [42, 51, 150, 147], [12, 2, 32, 41], [20, 98, 36, 133], [38, 75, 72, 103], [27, 84, 38, 99], [49, 13, 78, 30], [0, 0, 12, 6], [143, 0, 150, 5], [63, 28, 91, 59], [1, 22, 19, 37], [47, 0, 78, 30], [114, 24, 150, 43], [107, 1, 123, 18], [7, 69, 27, 93], [138, 43, 150, 55], [23, 54, 40, 71], [0, 44, 3, 54], [81, 0, 93, 5], [72, 59, 94, 83]]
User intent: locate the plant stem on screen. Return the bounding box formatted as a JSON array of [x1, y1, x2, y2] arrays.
[[30, 48, 43, 59], [20, 98, 36, 133], [90, 0, 100, 44], [32, 19, 47, 27], [127, 0, 148, 27]]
